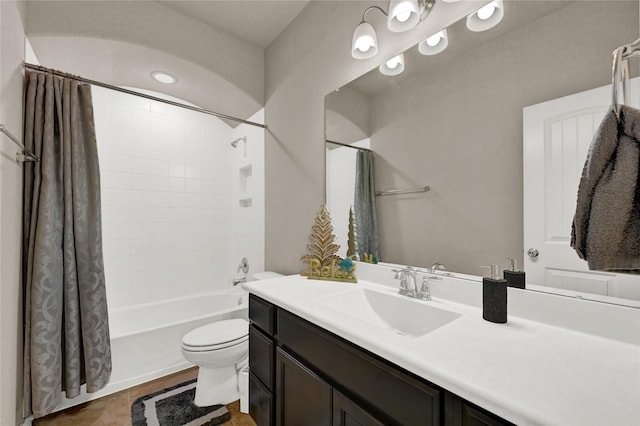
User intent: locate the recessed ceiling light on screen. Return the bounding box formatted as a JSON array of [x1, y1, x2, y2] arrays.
[[151, 71, 177, 84]]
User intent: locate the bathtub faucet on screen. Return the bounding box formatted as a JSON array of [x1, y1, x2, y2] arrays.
[[232, 277, 247, 286], [234, 257, 250, 286]]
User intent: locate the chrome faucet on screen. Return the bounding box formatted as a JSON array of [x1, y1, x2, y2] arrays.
[[394, 268, 410, 295], [419, 276, 433, 301], [232, 277, 247, 286], [393, 266, 431, 300], [233, 257, 249, 286], [430, 262, 446, 273]]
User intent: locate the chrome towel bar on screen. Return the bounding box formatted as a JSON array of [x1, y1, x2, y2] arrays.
[[0, 124, 39, 163], [376, 186, 430, 197]]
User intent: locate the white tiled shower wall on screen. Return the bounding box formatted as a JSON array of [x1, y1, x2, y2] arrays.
[[231, 109, 265, 276], [92, 87, 264, 310]]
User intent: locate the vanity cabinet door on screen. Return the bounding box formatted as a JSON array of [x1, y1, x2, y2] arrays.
[[276, 347, 332, 426], [249, 372, 273, 426], [444, 392, 513, 426], [333, 389, 385, 426]]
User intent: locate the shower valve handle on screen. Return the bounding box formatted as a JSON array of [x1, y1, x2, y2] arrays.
[[238, 257, 249, 274]]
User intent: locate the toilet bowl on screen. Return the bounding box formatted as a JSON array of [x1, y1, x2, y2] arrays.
[[182, 271, 283, 407], [181, 318, 249, 407]]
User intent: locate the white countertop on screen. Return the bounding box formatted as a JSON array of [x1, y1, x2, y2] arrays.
[[244, 275, 640, 426]]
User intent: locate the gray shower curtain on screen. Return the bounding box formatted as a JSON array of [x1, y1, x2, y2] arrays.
[[22, 70, 111, 418], [354, 150, 380, 260]]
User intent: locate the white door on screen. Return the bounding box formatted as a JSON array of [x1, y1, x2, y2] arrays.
[[523, 78, 640, 303]]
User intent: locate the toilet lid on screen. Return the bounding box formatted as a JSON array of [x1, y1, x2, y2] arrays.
[[182, 318, 248, 347]]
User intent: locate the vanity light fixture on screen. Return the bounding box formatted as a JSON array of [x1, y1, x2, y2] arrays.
[[151, 71, 177, 84], [379, 53, 405, 76], [352, 20, 379, 59], [418, 28, 448, 55], [351, 0, 436, 59], [388, 0, 420, 32], [466, 0, 504, 32]]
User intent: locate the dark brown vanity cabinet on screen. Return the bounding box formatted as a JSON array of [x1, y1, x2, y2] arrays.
[[248, 295, 276, 424], [444, 393, 510, 426], [276, 347, 332, 425], [248, 294, 511, 426], [333, 390, 386, 426]]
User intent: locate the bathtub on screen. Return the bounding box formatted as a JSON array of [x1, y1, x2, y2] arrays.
[[55, 288, 247, 411]]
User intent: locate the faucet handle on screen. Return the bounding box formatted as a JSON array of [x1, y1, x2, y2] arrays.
[[430, 262, 446, 273], [419, 276, 433, 301], [238, 257, 249, 274]]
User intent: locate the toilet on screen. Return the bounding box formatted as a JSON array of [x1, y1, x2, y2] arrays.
[[181, 318, 249, 406], [181, 271, 282, 407]]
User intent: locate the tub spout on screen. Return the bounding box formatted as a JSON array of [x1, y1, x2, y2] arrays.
[[232, 277, 247, 286]]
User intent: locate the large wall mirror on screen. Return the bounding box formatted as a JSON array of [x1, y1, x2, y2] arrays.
[[325, 0, 640, 307]]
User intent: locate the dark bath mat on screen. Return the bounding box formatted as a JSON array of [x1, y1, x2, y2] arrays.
[[131, 379, 230, 426]]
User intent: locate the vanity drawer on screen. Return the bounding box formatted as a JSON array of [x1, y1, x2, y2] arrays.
[[277, 309, 441, 426], [249, 294, 275, 336], [249, 324, 275, 391]]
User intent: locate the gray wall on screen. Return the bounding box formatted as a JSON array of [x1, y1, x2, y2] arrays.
[[369, 1, 638, 274], [264, 1, 483, 274], [0, 1, 26, 423]]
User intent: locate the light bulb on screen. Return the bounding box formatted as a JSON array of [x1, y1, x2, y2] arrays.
[[396, 11, 411, 22], [426, 32, 442, 47], [388, 0, 419, 32], [355, 36, 375, 52], [379, 53, 404, 76], [477, 4, 496, 20], [466, 0, 503, 32], [386, 56, 401, 69]]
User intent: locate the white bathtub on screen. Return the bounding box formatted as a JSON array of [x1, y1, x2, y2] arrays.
[[56, 288, 248, 412]]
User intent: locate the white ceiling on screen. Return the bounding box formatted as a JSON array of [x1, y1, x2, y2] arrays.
[[159, 0, 310, 49]]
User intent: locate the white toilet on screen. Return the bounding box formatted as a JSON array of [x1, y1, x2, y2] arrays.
[[181, 318, 248, 406], [181, 271, 282, 407]]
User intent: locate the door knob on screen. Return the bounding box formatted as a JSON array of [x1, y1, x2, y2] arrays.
[[527, 248, 539, 258]]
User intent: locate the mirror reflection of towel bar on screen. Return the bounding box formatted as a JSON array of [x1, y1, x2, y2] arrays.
[[375, 186, 430, 197]]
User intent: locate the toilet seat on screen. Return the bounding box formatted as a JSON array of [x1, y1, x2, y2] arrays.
[[182, 319, 248, 352]]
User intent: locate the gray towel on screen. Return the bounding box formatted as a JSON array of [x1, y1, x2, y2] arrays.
[[571, 104, 640, 272]]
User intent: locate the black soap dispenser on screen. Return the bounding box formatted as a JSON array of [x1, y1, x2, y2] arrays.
[[504, 258, 526, 289], [481, 264, 507, 324]]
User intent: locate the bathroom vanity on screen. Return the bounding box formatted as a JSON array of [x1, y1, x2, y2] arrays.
[[244, 272, 640, 426], [248, 293, 508, 425]]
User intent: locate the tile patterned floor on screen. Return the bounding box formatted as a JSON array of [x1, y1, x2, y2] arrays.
[[34, 367, 256, 426]]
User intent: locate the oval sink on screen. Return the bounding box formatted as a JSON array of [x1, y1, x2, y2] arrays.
[[314, 287, 461, 337]]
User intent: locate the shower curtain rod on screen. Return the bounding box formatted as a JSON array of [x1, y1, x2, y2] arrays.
[[326, 139, 373, 152], [23, 63, 266, 129]]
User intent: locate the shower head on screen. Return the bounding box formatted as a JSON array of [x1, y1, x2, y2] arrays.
[[231, 136, 246, 148]]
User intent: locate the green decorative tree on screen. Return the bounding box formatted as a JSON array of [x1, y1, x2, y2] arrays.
[[300, 204, 341, 275]]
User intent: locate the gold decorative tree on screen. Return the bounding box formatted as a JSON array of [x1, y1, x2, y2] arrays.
[[346, 206, 358, 259], [300, 204, 341, 275]]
